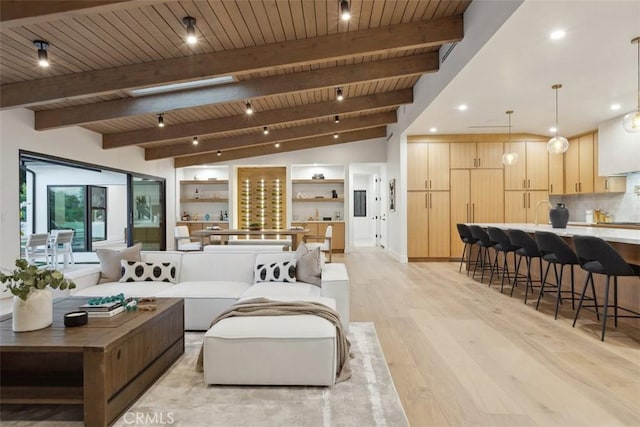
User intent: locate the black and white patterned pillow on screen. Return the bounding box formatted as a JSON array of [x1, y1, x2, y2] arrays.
[[119, 260, 177, 283], [254, 260, 297, 283]]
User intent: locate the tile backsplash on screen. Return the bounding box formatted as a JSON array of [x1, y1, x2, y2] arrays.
[[550, 173, 640, 223]]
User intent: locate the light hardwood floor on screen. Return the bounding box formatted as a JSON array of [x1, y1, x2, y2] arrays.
[[336, 249, 640, 427]]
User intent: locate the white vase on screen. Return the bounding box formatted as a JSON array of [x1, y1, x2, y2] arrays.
[[12, 288, 53, 332]]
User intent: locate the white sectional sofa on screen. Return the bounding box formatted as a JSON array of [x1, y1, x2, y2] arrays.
[[70, 250, 349, 331]]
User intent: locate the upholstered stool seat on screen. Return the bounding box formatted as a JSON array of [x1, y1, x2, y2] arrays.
[[203, 296, 338, 386]]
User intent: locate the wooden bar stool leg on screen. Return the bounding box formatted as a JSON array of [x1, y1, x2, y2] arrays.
[[601, 276, 611, 341]]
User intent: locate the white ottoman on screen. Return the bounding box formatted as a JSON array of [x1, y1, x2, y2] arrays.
[[203, 296, 337, 386]]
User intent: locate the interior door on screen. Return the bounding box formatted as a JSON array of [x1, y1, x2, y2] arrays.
[[130, 176, 165, 250]]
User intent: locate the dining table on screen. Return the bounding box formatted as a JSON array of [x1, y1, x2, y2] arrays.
[[191, 228, 309, 250]]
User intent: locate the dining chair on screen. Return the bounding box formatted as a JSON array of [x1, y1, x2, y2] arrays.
[[175, 226, 202, 251], [24, 233, 51, 266], [49, 229, 75, 269], [304, 225, 333, 262]]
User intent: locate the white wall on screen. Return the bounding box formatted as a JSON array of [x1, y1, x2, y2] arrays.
[[0, 108, 176, 270], [351, 173, 375, 246]]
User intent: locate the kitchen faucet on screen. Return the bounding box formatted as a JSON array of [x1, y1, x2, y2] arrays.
[[534, 200, 553, 226]]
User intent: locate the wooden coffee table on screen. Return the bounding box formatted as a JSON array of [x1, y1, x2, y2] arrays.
[[0, 297, 184, 426]]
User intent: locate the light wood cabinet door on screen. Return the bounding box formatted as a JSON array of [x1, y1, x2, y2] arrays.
[[476, 142, 504, 169], [525, 191, 550, 223], [549, 150, 564, 194], [592, 132, 627, 192], [504, 191, 527, 223], [470, 169, 504, 223], [407, 192, 429, 258], [578, 134, 594, 193], [428, 192, 450, 257], [564, 137, 580, 194], [428, 143, 450, 190], [504, 142, 527, 190], [407, 143, 430, 190], [526, 142, 549, 190], [449, 169, 471, 258], [450, 143, 477, 169]]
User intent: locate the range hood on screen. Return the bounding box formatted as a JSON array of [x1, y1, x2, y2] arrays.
[[598, 114, 640, 175]]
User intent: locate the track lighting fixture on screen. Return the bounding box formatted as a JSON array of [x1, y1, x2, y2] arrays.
[[547, 84, 569, 154], [33, 40, 49, 68], [335, 115, 340, 123], [192, 136, 198, 146], [217, 150, 221, 156], [333, 133, 339, 139], [246, 101, 253, 115], [263, 126, 269, 135], [274, 142, 280, 148], [157, 114, 165, 128], [340, 0, 351, 21], [183, 16, 197, 45], [336, 87, 344, 101]]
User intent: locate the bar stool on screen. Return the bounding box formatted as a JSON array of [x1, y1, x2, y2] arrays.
[[468, 226, 495, 283], [456, 224, 478, 275], [534, 231, 580, 319], [487, 227, 517, 292], [572, 235, 640, 341], [508, 229, 543, 304]]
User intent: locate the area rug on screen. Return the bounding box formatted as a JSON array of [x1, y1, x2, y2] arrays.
[[1, 322, 408, 427]]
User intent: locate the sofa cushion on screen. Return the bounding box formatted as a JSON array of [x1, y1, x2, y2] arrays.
[[141, 251, 184, 281], [72, 281, 174, 298], [158, 281, 251, 299], [95, 243, 142, 283], [295, 242, 322, 286], [240, 281, 321, 299], [254, 260, 297, 283], [119, 260, 178, 283], [180, 252, 256, 284]]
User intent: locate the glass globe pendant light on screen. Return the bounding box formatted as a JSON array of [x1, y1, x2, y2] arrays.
[[623, 36, 640, 133], [502, 110, 518, 165], [547, 84, 569, 154]]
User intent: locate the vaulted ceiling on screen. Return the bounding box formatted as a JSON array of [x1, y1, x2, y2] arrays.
[[0, 0, 469, 166]]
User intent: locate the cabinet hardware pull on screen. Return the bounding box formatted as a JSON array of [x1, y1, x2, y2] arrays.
[[478, 158, 481, 167], [579, 182, 582, 192], [523, 179, 526, 189], [527, 179, 530, 188], [473, 158, 477, 168], [523, 193, 526, 208], [575, 183, 578, 192], [425, 180, 428, 189], [472, 204, 475, 221], [605, 179, 608, 190], [528, 193, 531, 208], [550, 184, 553, 193], [466, 203, 470, 221], [425, 193, 428, 209], [429, 193, 432, 208]]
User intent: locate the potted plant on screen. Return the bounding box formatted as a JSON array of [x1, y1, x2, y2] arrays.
[[248, 222, 262, 231], [0, 259, 75, 332]]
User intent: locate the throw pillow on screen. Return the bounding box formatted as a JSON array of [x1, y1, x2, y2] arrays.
[[295, 242, 322, 286], [96, 243, 142, 283], [255, 260, 297, 283], [119, 260, 178, 283]]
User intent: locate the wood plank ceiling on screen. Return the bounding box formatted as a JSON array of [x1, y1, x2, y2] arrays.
[[0, 0, 469, 167]]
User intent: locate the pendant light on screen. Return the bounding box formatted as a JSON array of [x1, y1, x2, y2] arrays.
[[547, 84, 569, 154], [183, 17, 197, 45], [340, 0, 351, 21], [33, 40, 50, 68], [336, 87, 344, 101], [501, 110, 518, 165], [192, 136, 198, 146], [245, 101, 253, 115], [623, 36, 640, 133], [263, 126, 269, 135], [157, 113, 165, 128]]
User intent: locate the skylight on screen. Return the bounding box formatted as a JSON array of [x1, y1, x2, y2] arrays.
[[128, 76, 236, 97]]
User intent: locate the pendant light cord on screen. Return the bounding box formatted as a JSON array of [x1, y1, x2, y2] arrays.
[[636, 38, 639, 110], [555, 87, 559, 137]]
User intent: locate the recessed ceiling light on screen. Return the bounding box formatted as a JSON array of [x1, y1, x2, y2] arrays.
[[550, 29, 566, 40], [334, 133, 339, 139], [457, 104, 468, 111], [128, 76, 236, 97], [274, 142, 280, 148], [429, 127, 437, 133], [549, 126, 557, 133], [610, 103, 621, 111]]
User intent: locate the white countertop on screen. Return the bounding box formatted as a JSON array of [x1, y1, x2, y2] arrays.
[[468, 223, 640, 245]]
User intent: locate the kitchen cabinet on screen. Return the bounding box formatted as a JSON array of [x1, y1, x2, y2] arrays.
[[407, 191, 450, 259], [504, 190, 549, 223], [593, 133, 627, 193], [407, 142, 450, 190], [450, 169, 503, 258], [504, 141, 549, 190], [291, 221, 345, 252], [565, 134, 594, 194], [450, 142, 504, 169], [548, 149, 564, 195]]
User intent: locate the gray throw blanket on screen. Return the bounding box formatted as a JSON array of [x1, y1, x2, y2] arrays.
[[196, 297, 352, 383]]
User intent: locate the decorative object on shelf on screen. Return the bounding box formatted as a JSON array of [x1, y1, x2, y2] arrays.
[[623, 36, 640, 133], [549, 203, 569, 228], [204, 213, 211, 221], [332, 189, 338, 198], [182, 212, 191, 221], [194, 188, 199, 199], [389, 179, 396, 212], [249, 222, 262, 231], [335, 211, 341, 220], [502, 110, 518, 165], [0, 259, 76, 332], [547, 84, 569, 154], [64, 311, 88, 327], [315, 208, 320, 220], [312, 173, 325, 180]]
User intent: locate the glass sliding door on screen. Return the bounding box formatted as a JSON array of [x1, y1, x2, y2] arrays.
[[89, 186, 107, 243], [129, 176, 165, 250], [48, 185, 87, 252]]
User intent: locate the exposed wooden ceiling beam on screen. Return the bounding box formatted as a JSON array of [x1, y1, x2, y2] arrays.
[[0, 1, 142, 29], [146, 111, 396, 160], [103, 90, 412, 149], [35, 53, 437, 130], [1, 15, 462, 108], [174, 127, 388, 168]]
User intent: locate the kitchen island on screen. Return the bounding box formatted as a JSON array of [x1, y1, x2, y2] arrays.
[[466, 223, 639, 329]]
